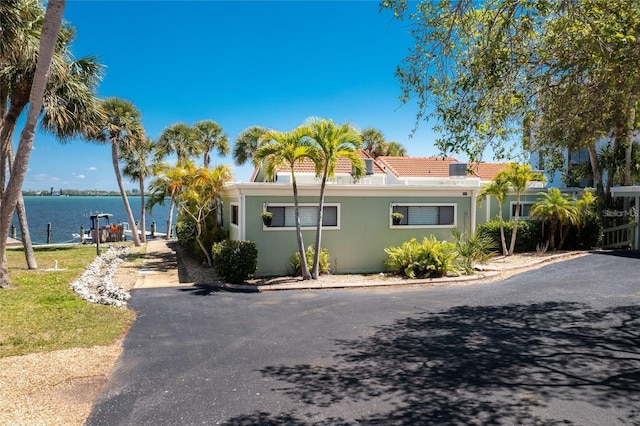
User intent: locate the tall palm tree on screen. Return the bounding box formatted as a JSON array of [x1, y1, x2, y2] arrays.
[[156, 123, 200, 163], [497, 163, 546, 255], [304, 117, 364, 279], [1, 1, 102, 268], [194, 120, 229, 168], [177, 163, 232, 266], [477, 178, 510, 256], [233, 125, 265, 165], [91, 98, 143, 246], [253, 127, 319, 280], [0, 0, 67, 288], [530, 188, 579, 250], [122, 137, 155, 243]]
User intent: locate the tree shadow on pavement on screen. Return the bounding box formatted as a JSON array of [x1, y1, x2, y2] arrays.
[[223, 301, 640, 425]]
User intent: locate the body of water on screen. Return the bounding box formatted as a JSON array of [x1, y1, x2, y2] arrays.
[[10, 196, 175, 244]]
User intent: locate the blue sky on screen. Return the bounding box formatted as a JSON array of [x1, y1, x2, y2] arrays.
[[21, 0, 442, 191]]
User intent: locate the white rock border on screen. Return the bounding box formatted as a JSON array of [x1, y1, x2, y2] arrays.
[[69, 245, 131, 307]]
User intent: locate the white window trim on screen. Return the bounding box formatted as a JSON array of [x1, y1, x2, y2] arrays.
[[510, 201, 534, 219], [390, 203, 457, 228], [263, 203, 341, 231], [230, 203, 239, 228]]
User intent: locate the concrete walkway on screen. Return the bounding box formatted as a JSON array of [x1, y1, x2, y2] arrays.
[[133, 240, 185, 289], [133, 240, 590, 291]]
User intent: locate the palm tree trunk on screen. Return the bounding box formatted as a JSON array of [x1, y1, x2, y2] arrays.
[[587, 142, 605, 202], [508, 195, 520, 255], [166, 196, 175, 239], [0, 0, 66, 288], [623, 97, 636, 211], [139, 177, 146, 243], [111, 143, 141, 246], [8, 144, 37, 268], [311, 172, 328, 279], [498, 216, 508, 256], [606, 128, 621, 207], [292, 175, 310, 280]]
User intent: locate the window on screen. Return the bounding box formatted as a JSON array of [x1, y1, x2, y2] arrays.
[[392, 204, 456, 227], [511, 202, 533, 219], [265, 204, 339, 228], [231, 204, 238, 225]]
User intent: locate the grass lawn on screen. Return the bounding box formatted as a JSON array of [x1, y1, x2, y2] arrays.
[[0, 244, 136, 358]]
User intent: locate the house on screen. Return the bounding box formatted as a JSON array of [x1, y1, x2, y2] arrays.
[[220, 153, 536, 276]]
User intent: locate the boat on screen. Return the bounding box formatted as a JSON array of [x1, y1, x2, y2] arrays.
[[72, 214, 167, 243], [72, 213, 123, 244]]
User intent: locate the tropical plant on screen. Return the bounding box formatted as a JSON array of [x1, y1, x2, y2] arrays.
[[360, 127, 407, 158], [146, 161, 191, 240], [530, 188, 580, 250], [211, 240, 258, 284], [303, 117, 364, 279], [384, 236, 458, 279], [156, 122, 200, 163], [174, 162, 232, 266], [451, 228, 497, 274], [90, 97, 144, 246], [0, 0, 67, 288], [496, 164, 546, 255], [477, 178, 510, 256], [194, 119, 229, 168], [121, 137, 155, 243], [253, 127, 319, 280], [233, 126, 266, 165], [290, 245, 330, 276]]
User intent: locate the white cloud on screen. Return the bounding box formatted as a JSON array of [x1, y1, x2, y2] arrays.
[[77, 174, 86, 179], [87, 166, 97, 171]]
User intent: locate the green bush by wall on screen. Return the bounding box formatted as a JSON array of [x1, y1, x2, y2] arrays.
[[211, 240, 258, 284]]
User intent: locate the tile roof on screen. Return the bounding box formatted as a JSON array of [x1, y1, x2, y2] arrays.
[[375, 156, 459, 178], [375, 156, 508, 181], [272, 150, 385, 175]]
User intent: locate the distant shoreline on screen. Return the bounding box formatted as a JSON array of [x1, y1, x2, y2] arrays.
[[22, 190, 137, 197]]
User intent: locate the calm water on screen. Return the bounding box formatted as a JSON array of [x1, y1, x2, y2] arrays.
[[10, 196, 174, 244]]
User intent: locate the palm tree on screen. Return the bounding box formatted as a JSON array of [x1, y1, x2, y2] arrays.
[[360, 127, 407, 158], [253, 127, 319, 280], [156, 123, 200, 163], [122, 137, 155, 243], [177, 163, 232, 266], [0, 0, 67, 288], [1, 1, 103, 268], [477, 178, 510, 256], [147, 161, 190, 240], [530, 188, 579, 250], [91, 98, 144, 246], [194, 120, 229, 168], [233, 126, 265, 165], [304, 117, 364, 279], [497, 163, 546, 255], [385, 141, 407, 157]]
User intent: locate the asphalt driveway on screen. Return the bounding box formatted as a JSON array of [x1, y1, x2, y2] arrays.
[[86, 252, 640, 425]]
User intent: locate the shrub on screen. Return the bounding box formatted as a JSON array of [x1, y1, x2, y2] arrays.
[[384, 235, 458, 279], [451, 228, 497, 274], [477, 219, 543, 253], [177, 216, 227, 262], [290, 245, 331, 275], [211, 240, 258, 284]]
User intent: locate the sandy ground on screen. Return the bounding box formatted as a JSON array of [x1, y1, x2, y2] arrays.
[[0, 246, 585, 426]]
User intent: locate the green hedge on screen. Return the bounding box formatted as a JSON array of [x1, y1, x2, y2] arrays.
[[477, 220, 543, 252], [478, 216, 602, 252], [211, 240, 258, 284], [290, 245, 331, 275], [177, 216, 227, 262]]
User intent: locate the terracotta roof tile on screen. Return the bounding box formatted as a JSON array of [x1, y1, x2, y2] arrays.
[[375, 156, 459, 178], [376, 156, 508, 181], [273, 150, 385, 175]]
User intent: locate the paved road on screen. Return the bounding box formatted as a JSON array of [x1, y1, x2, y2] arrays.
[[87, 252, 640, 425]]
